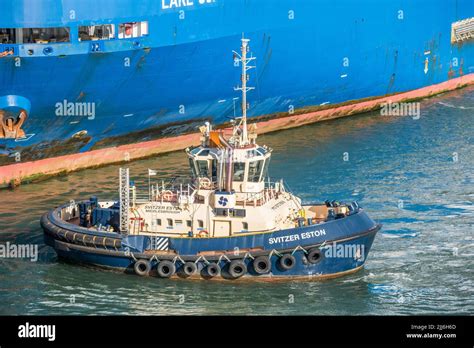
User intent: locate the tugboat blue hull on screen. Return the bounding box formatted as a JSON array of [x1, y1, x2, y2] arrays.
[[42, 205, 381, 280], [49, 231, 377, 280]]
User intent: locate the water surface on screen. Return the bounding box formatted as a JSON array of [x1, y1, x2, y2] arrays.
[[0, 87, 473, 315]]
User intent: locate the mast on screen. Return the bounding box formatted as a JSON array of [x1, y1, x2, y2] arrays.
[[233, 37, 255, 146], [119, 168, 130, 234]]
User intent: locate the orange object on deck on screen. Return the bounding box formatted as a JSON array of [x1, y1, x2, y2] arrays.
[[209, 130, 223, 147]]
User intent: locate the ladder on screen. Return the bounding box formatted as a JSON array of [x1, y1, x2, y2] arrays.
[[119, 168, 130, 234]]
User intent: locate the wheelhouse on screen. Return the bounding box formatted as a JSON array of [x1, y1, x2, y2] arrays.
[[186, 133, 272, 194]]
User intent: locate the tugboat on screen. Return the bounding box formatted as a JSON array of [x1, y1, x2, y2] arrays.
[[41, 39, 381, 281]]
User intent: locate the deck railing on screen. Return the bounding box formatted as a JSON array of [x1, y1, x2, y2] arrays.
[[129, 176, 290, 207]]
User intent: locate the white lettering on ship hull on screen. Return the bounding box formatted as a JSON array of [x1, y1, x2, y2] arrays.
[[268, 229, 326, 245], [162, 0, 215, 10]]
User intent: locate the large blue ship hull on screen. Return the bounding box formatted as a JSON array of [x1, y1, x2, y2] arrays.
[[0, 0, 473, 165]]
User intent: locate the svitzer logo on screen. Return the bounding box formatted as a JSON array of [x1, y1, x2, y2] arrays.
[[18, 322, 56, 341]]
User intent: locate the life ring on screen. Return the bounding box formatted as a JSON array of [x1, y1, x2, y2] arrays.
[[278, 254, 296, 271], [161, 190, 173, 201], [199, 177, 212, 189], [125, 23, 133, 36], [307, 248, 322, 264], [252, 255, 271, 274], [157, 260, 176, 278], [197, 230, 209, 238], [228, 260, 247, 279], [205, 262, 221, 277], [134, 259, 151, 276]]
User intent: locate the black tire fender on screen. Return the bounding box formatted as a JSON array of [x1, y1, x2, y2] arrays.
[[253, 255, 271, 274], [278, 254, 296, 271], [307, 248, 323, 264], [182, 262, 197, 277], [228, 260, 247, 279], [134, 259, 151, 276], [205, 262, 221, 277], [157, 260, 176, 278]]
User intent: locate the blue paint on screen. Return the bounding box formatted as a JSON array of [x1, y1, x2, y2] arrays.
[[0, 95, 31, 113], [52, 232, 377, 278], [0, 0, 473, 160]]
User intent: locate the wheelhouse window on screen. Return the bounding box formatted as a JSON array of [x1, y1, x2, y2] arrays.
[[22, 27, 70, 44], [78, 25, 115, 41], [248, 160, 264, 182], [211, 159, 218, 181], [233, 162, 246, 182], [261, 158, 270, 180], [118, 21, 148, 39], [188, 158, 197, 177], [196, 160, 209, 177]]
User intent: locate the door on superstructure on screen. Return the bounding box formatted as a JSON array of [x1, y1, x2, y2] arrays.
[[213, 220, 231, 237]]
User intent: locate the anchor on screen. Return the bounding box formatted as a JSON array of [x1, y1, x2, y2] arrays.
[[0, 109, 27, 139], [0, 95, 31, 139]]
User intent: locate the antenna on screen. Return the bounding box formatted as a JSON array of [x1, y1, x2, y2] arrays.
[[233, 37, 256, 146]]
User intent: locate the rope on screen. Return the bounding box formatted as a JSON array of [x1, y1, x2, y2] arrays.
[[269, 249, 283, 258], [218, 254, 231, 263], [125, 250, 138, 262], [291, 245, 308, 255], [243, 252, 254, 260], [173, 255, 185, 264]]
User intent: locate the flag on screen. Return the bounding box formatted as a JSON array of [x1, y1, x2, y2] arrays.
[[148, 169, 157, 176]]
